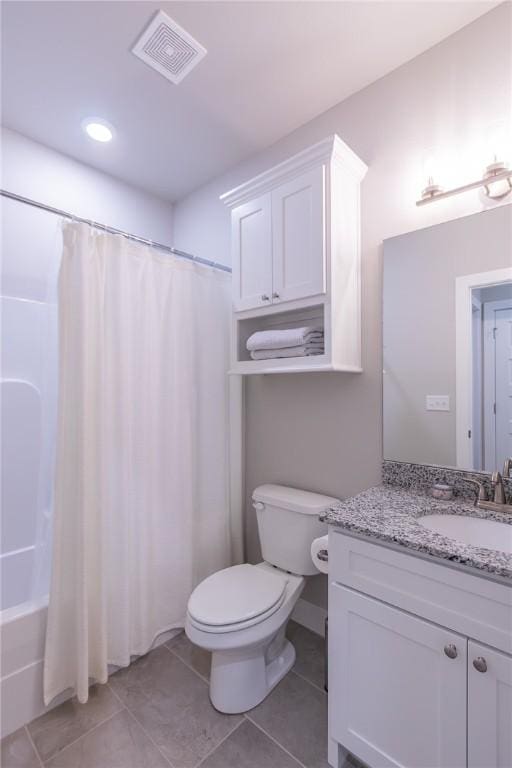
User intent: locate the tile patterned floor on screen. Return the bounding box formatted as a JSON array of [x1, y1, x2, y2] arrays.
[[1, 622, 360, 768]]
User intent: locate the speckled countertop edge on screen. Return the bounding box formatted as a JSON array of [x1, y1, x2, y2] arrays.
[[320, 485, 512, 580]]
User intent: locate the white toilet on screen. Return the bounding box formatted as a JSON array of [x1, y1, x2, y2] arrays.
[[185, 484, 338, 714]]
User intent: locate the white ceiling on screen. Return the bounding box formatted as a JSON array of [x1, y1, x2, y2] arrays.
[[1, 1, 499, 202]]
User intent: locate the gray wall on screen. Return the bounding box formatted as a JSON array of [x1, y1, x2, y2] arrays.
[[173, 5, 512, 609], [383, 205, 512, 469]]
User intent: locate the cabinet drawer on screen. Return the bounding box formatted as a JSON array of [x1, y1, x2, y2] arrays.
[[329, 530, 512, 654]]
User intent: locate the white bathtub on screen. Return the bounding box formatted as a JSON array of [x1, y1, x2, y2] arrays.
[[0, 598, 52, 737], [0, 597, 182, 737], [0, 506, 55, 735], [1, 206, 61, 736]]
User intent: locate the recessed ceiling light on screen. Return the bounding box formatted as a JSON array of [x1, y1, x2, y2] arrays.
[[82, 118, 114, 143]]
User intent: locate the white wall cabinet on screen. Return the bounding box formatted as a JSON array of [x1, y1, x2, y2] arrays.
[[231, 168, 326, 311], [221, 135, 367, 374], [328, 531, 512, 768]]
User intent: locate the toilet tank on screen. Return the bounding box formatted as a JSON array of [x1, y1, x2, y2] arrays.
[[252, 484, 339, 576]]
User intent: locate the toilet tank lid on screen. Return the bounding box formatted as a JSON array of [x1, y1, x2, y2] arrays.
[[252, 484, 339, 515]]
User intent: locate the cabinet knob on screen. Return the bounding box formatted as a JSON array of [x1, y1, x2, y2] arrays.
[[272, 292, 280, 299], [261, 294, 270, 301], [473, 656, 487, 673], [444, 643, 458, 659]]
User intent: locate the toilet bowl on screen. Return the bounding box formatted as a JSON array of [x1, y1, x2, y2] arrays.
[[185, 484, 339, 714], [186, 562, 304, 713]]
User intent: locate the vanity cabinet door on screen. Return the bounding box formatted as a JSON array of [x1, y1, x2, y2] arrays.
[[271, 165, 326, 305], [468, 641, 512, 768], [232, 193, 273, 311], [329, 585, 467, 768]]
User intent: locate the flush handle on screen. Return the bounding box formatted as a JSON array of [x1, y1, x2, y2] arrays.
[[473, 657, 487, 673], [253, 501, 265, 511], [444, 643, 458, 659]]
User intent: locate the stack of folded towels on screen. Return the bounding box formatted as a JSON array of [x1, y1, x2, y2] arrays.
[[246, 325, 324, 360]]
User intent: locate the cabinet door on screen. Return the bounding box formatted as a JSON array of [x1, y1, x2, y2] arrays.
[[329, 585, 467, 768], [232, 194, 272, 311], [271, 166, 325, 304], [468, 641, 512, 768]]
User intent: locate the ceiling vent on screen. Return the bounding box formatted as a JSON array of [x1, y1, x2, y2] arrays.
[[132, 10, 206, 85]]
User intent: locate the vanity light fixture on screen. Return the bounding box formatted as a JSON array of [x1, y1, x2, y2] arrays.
[[417, 124, 512, 206], [417, 166, 512, 206]]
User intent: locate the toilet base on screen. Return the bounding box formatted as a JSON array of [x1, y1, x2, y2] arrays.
[[209, 635, 296, 714]]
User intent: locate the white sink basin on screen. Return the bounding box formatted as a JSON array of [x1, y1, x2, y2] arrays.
[[418, 514, 512, 554]]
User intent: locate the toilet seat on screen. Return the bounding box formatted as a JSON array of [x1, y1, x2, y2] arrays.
[[187, 563, 287, 633]]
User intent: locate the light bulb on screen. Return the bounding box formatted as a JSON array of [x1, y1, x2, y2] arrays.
[[421, 148, 443, 199], [483, 120, 512, 199], [423, 150, 439, 184], [485, 120, 510, 166], [82, 118, 114, 143]]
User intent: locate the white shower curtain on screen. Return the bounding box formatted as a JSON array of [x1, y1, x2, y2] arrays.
[[44, 222, 234, 704]]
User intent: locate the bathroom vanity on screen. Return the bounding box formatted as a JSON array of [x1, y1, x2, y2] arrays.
[[323, 485, 512, 768], [325, 205, 511, 768]]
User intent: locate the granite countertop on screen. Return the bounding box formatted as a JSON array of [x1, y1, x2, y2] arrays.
[[321, 485, 512, 580]]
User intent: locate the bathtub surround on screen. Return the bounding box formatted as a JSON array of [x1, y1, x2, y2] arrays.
[[0, 133, 175, 737], [0, 125, 175, 616], [172, 4, 512, 610]]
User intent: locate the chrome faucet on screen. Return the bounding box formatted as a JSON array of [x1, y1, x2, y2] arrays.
[[468, 460, 511, 513], [491, 471, 506, 505]]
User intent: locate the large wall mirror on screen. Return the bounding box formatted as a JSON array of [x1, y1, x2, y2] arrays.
[[383, 204, 512, 472]]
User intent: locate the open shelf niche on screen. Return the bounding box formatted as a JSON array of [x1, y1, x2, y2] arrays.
[[230, 299, 361, 375]]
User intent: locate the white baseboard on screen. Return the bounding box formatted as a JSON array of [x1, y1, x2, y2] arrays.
[[151, 627, 182, 650], [291, 598, 327, 637]]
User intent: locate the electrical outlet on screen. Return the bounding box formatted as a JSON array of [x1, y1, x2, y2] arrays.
[[426, 395, 450, 411]]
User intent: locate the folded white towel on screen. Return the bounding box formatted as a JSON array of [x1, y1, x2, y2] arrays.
[[246, 326, 323, 352], [250, 344, 324, 360]]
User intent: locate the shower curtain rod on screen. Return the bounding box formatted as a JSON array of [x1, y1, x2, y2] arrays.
[[0, 189, 232, 274]]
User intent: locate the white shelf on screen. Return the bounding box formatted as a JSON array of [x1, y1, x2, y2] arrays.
[[230, 357, 363, 376]]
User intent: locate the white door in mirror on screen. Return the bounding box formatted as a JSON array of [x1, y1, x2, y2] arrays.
[[418, 514, 512, 553]]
